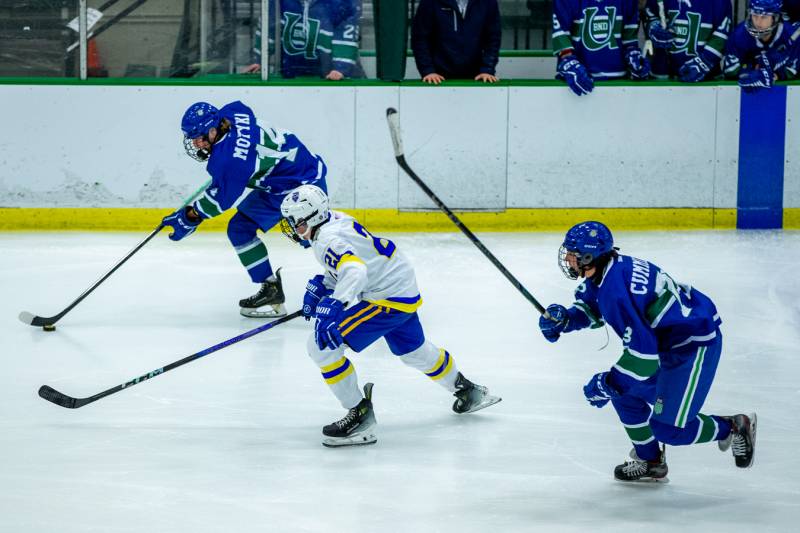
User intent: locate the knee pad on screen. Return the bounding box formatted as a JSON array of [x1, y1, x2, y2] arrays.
[[650, 419, 683, 445]]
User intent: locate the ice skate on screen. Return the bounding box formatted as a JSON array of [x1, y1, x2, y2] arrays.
[[322, 383, 377, 448], [452, 373, 501, 414], [239, 268, 286, 318], [614, 447, 669, 483], [718, 413, 757, 468]]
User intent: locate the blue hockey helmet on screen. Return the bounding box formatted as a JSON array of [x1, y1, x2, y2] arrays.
[[558, 221, 615, 279], [181, 102, 219, 161], [181, 102, 219, 139], [747, 0, 782, 38]]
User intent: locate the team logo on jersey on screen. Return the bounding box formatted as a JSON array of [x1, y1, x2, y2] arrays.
[[668, 11, 703, 56], [654, 398, 664, 415], [581, 6, 619, 51], [282, 12, 321, 59]]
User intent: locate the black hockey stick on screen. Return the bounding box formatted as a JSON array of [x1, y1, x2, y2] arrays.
[[19, 180, 211, 329], [39, 310, 303, 409], [385, 107, 549, 317]]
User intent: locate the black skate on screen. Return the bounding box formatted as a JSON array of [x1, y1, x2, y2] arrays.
[[452, 373, 502, 414], [322, 383, 377, 448], [239, 268, 286, 318], [614, 447, 669, 483], [718, 413, 757, 468]]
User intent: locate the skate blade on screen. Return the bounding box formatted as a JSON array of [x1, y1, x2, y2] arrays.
[[458, 395, 502, 414], [239, 303, 287, 318], [322, 432, 377, 448], [615, 476, 670, 484]]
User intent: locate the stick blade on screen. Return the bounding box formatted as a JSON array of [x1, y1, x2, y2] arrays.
[[19, 311, 41, 326], [38, 385, 79, 409], [385, 107, 404, 157]]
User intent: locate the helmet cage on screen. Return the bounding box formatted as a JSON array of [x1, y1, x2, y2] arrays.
[[558, 245, 597, 280], [280, 210, 319, 246], [183, 136, 211, 162]]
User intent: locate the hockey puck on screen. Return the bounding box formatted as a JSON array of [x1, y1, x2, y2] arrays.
[[42, 324, 56, 332]]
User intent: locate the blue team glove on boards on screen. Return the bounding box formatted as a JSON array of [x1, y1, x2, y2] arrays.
[[557, 56, 594, 96], [162, 207, 201, 241]]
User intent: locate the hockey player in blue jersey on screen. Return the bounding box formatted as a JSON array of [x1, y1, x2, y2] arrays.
[[552, 0, 651, 96], [162, 101, 328, 318], [244, 0, 365, 80], [723, 0, 800, 90], [280, 185, 501, 447], [644, 0, 732, 81], [538, 221, 756, 482]]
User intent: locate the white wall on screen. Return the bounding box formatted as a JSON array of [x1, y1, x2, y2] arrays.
[[0, 84, 749, 210]]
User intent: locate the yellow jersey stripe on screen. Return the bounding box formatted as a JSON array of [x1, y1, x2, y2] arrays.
[[336, 254, 366, 270]]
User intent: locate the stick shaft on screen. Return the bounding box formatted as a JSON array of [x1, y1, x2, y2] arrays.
[[385, 108, 547, 316], [21, 179, 211, 327], [39, 310, 303, 408]]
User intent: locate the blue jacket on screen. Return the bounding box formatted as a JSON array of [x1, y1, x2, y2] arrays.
[[411, 0, 501, 78]]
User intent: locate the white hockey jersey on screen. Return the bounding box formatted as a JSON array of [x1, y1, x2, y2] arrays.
[[311, 211, 423, 313]]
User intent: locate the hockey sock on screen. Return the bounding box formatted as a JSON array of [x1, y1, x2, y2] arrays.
[[650, 414, 730, 446], [623, 421, 662, 461], [306, 336, 361, 409], [234, 237, 273, 283], [397, 341, 459, 392]]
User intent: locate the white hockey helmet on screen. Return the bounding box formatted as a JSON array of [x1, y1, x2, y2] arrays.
[[280, 185, 330, 245]]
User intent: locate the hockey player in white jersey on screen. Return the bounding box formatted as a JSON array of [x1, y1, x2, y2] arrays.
[[280, 185, 501, 447]]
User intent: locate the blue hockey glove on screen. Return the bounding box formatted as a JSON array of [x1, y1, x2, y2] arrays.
[[738, 67, 773, 92], [678, 56, 712, 82], [583, 371, 620, 408], [539, 304, 570, 343], [556, 56, 594, 96], [162, 207, 201, 241], [303, 274, 333, 320], [314, 297, 345, 350], [648, 21, 673, 49], [625, 48, 651, 80]]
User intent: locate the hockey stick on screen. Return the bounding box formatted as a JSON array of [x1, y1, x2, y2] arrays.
[[385, 108, 549, 317], [39, 310, 303, 409], [19, 179, 212, 328]]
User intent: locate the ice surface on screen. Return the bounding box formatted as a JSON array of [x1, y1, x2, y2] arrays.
[[1, 230, 798, 532]]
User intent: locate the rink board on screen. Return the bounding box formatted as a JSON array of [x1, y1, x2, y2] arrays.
[[0, 83, 796, 229]]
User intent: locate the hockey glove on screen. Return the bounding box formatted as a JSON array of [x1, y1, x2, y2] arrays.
[[162, 207, 201, 241], [303, 274, 333, 320], [539, 304, 570, 343], [583, 371, 620, 408], [678, 56, 712, 83], [625, 48, 651, 80], [648, 20, 673, 49], [738, 67, 773, 92], [556, 56, 594, 96], [314, 297, 345, 350]]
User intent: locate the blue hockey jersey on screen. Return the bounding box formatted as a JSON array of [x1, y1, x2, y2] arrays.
[[644, 0, 732, 78], [723, 21, 800, 79], [552, 0, 641, 79], [563, 254, 721, 383], [192, 101, 327, 219], [253, 0, 364, 78]]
